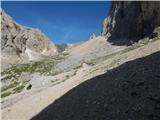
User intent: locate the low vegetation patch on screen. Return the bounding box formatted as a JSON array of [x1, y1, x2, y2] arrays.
[[1, 81, 20, 92], [2, 52, 70, 79], [73, 64, 83, 70], [2, 59, 59, 83], [1, 82, 28, 98], [1, 52, 70, 97], [13, 85, 25, 93], [62, 52, 69, 56], [1, 91, 12, 98], [65, 75, 70, 79], [85, 60, 96, 66], [51, 78, 59, 83]]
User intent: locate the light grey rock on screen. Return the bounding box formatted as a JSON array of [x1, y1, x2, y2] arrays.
[[29, 73, 54, 88], [19, 72, 31, 82], [153, 27, 160, 37]]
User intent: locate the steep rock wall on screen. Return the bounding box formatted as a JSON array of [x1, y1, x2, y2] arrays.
[[102, 1, 160, 42]]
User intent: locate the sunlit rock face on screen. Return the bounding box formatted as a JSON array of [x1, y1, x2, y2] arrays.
[[1, 10, 58, 70], [102, 1, 160, 42]]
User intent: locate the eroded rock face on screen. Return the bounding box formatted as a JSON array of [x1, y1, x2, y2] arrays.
[[102, 1, 160, 42], [1, 11, 58, 70]]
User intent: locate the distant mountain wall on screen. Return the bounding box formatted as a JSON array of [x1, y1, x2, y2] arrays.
[[1, 11, 58, 70], [102, 1, 160, 42]]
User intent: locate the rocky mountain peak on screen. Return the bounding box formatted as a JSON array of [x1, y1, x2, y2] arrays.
[[1, 10, 58, 70]]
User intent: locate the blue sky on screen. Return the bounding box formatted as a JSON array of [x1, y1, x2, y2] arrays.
[[2, 1, 110, 44]]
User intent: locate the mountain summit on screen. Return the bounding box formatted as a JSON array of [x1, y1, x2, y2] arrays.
[[1, 10, 58, 70]]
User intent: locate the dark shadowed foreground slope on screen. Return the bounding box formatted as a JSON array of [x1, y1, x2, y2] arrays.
[[32, 51, 160, 120]]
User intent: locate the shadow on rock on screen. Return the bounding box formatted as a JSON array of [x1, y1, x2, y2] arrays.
[[31, 52, 160, 120]]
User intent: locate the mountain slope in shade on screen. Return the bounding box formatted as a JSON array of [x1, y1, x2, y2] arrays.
[[102, 1, 160, 43], [1, 10, 58, 70]]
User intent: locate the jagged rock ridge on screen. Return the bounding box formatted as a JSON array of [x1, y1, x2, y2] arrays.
[[102, 1, 160, 42], [1, 11, 58, 70]]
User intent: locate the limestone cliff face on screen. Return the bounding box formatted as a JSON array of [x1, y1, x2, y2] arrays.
[[1, 11, 58, 69], [102, 1, 160, 42]]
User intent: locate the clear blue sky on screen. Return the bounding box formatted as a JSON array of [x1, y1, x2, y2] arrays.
[[2, 1, 110, 44]]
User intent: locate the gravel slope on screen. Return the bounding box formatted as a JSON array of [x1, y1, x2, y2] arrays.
[[32, 51, 160, 120], [2, 39, 160, 120]]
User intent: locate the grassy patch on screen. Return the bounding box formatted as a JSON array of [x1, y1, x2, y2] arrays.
[[52, 52, 70, 61], [62, 52, 69, 56], [13, 85, 25, 93], [51, 79, 67, 87], [1, 61, 55, 81], [1, 82, 27, 98], [1, 81, 20, 92], [65, 75, 70, 79], [51, 78, 59, 83], [85, 60, 96, 66], [1, 91, 12, 98], [120, 47, 136, 54], [1, 52, 70, 80], [73, 64, 83, 70], [88, 68, 99, 74], [1, 52, 71, 97], [73, 71, 77, 76]]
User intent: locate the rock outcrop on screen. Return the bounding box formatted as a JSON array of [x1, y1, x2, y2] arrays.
[[1, 11, 58, 70], [102, 1, 160, 42]]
